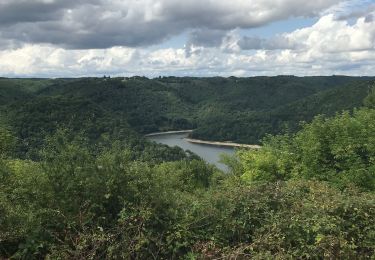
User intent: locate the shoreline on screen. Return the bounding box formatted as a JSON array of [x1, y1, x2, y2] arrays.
[[184, 138, 261, 149], [145, 130, 261, 149], [144, 130, 194, 137]]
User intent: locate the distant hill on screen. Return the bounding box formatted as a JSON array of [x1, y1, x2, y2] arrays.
[[1, 76, 374, 147], [191, 78, 374, 143]]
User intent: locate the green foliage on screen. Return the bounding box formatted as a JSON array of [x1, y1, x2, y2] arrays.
[[192, 180, 375, 259], [0, 125, 16, 158], [364, 85, 375, 109], [0, 159, 51, 259], [240, 108, 375, 191], [1, 76, 375, 259], [0, 130, 219, 259], [2, 76, 373, 146], [192, 79, 373, 143], [270, 181, 374, 259], [2, 144, 374, 259]]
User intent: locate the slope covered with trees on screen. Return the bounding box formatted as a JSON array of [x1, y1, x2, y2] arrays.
[[0, 77, 374, 258], [192, 79, 374, 143], [1, 76, 374, 147]]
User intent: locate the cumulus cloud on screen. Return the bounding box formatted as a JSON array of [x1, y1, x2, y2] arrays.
[[0, 0, 101, 25], [187, 29, 227, 48], [238, 35, 301, 50], [0, 0, 375, 77], [2, 11, 375, 78], [184, 29, 228, 57], [328, 0, 375, 20], [0, 0, 345, 49], [283, 14, 375, 53], [237, 13, 375, 52]]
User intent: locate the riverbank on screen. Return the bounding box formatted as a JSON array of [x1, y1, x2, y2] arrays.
[[144, 130, 194, 137], [184, 138, 261, 149], [146, 130, 261, 149]]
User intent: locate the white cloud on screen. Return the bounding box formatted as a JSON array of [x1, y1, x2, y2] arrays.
[[285, 14, 375, 53], [0, 1, 375, 77], [0, 0, 345, 49], [238, 12, 375, 52]]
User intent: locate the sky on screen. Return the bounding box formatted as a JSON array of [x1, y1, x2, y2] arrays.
[[0, 0, 374, 78]]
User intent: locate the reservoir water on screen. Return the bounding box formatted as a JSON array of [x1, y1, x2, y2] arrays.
[[147, 133, 235, 171]]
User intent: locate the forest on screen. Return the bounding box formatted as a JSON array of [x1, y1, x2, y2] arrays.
[[0, 76, 374, 259]]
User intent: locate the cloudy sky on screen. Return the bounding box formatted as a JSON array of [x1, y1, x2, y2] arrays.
[[0, 0, 374, 77]]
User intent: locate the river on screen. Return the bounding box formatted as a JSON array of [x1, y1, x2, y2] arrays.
[[147, 132, 235, 171]]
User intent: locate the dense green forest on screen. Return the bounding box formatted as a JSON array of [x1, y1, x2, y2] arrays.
[[0, 76, 374, 258], [1, 76, 374, 148]]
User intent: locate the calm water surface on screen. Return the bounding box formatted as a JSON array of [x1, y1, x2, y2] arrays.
[[147, 133, 234, 171]]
